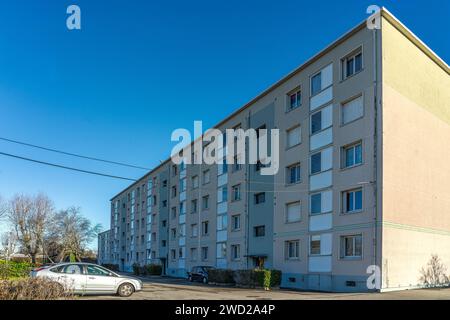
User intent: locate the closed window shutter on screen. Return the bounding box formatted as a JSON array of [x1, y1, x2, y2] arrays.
[[342, 96, 363, 124], [287, 202, 301, 222]]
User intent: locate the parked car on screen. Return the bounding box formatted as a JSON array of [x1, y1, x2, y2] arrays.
[[30, 262, 143, 297], [187, 266, 215, 284]]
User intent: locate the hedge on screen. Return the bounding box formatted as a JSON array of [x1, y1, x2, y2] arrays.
[[132, 263, 162, 276], [0, 260, 34, 280], [0, 277, 74, 300], [208, 268, 282, 289], [208, 269, 235, 284]]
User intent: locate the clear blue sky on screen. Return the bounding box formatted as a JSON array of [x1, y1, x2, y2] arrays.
[[0, 0, 448, 248]]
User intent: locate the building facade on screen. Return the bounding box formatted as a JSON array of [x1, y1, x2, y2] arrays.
[[99, 8, 450, 292]]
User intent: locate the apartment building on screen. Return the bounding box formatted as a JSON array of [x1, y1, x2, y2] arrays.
[[99, 8, 450, 292]]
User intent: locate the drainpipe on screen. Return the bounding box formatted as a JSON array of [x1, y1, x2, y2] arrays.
[[245, 110, 252, 269], [372, 25, 380, 281]]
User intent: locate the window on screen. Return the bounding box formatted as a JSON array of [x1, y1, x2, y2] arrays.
[[232, 184, 241, 201], [162, 180, 168, 187], [221, 161, 228, 174], [202, 195, 209, 210], [203, 169, 210, 184], [179, 247, 185, 259], [171, 249, 176, 260], [310, 152, 321, 174], [232, 155, 242, 172], [192, 175, 199, 189], [287, 163, 301, 184], [86, 265, 111, 276], [288, 89, 302, 111], [202, 221, 209, 236], [340, 235, 362, 258], [216, 242, 226, 258], [254, 225, 265, 237], [311, 72, 322, 96], [162, 220, 167, 227], [310, 236, 321, 255], [190, 248, 198, 261], [162, 200, 167, 207], [191, 199, 198, 213], [180, 177, 186, 192], [311, 111, 322, 134], [171, 186, 177, 198], [171, 207, 177, 219], [342, 188, 363, 213], [217, 215, 228, 231], [310, 193, 322, 215], [162, 240, 167, 247], [172, 165, 177, 176], [254, 192, 265, 204], [286, 202, 301, 223], [179, 224, 186, 237], [171, 228, 177, 240], [179, 201, 186, 215], [201, 247, 208, 261], [220, 186, 228, 202], [285, 240, 300, 260], [231, 244, 240, 260], [191, 224, 198, 237], [342, 49, 363, 79], [343, 142, 362, 168], [342, 95, 363, 124], [286, 125, 301, 148], [231, 215, 241, 231]]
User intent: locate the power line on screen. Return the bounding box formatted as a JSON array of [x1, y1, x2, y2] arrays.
[[0, 151, 137, 182], [0, 136, 151, 170]]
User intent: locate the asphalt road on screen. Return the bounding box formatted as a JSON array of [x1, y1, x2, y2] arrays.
[[80, 275, 450, 300]]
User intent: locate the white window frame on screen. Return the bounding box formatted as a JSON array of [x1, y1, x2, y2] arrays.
[[340, 234, 363, 259], [285, 240, 300, 260], [342, 188, 363, 214]]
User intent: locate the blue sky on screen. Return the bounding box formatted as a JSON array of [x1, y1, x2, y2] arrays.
[[0, 0, 448, 248]]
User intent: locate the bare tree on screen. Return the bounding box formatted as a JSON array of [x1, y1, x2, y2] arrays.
[[51, 207, 101, 262], [1, 232, 17, 260], [0, 195, 6, 220], [420, 254, 450, 287], [7, 194, 54, 264]]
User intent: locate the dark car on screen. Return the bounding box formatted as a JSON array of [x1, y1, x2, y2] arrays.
[[187, 266, 215, 284]]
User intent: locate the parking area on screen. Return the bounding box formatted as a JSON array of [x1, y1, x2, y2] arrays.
[[80, 275, 450, 300]]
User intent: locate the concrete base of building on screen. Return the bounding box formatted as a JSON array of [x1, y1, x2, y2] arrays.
[[280, 273, 373, 293]]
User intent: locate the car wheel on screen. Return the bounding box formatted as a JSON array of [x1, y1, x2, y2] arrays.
[[202, 277, 208, 284], [117, 283, 135, 297]]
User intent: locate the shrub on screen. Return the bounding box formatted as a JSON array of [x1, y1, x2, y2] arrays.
[[234, 269, 282, 289], [0, 278, 74, 300], [420, 254, 450, 287], [132, 263, 141, 275], [0, 260, 34, 280], [234, 269, 258, 288], [208, 269, 235, 284], [145, 264, 162, 276], [269, 269, 282, 288], [101, 264, 119, 272]]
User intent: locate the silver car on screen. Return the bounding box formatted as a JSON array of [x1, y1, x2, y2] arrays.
[[30, 262, 143, 297]]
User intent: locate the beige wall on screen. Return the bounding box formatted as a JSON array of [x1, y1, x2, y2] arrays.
[[381, 16, 450, 289]]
